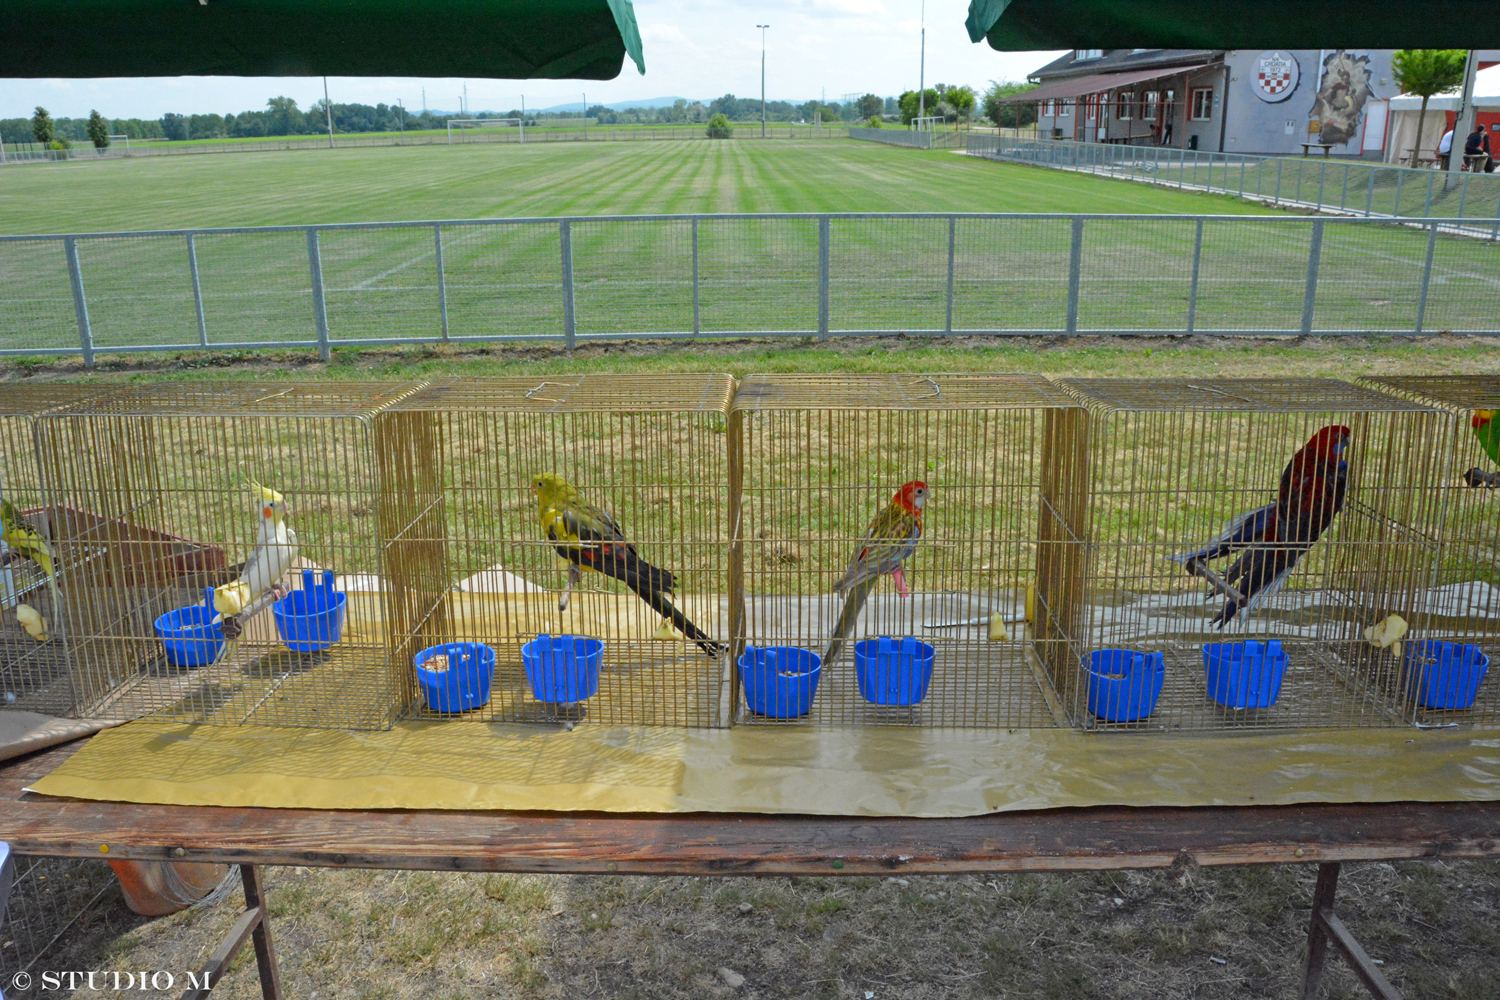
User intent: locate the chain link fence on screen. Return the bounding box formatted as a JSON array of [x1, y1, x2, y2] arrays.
[[2, 212, 1497, 366], [967, 135, 1500, 235]]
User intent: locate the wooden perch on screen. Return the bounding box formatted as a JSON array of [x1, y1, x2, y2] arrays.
[[1183, 557, 1246, 608]]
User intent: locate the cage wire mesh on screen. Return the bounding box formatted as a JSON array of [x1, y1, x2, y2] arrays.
[[30, 382, 427, 729], [1358, 376, 1500, 727], [731, 374, 1084, 727], [0, 385, 129, 717], [1051, 378, 1447, 732], [378, 375, 737, 727], [0, 856, 118, 979]]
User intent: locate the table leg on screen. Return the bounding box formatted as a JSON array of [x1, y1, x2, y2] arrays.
[[179, 864, 282, 1000], [1302, 861, 1404, 1000]]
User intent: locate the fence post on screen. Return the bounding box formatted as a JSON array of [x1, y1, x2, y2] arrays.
[[1365, 169, 1375, 217], [1300, 219, 1324, 335], [1066, 217, 1083, 334], [1275, 159, 1283, 205], [691, 217, 701, 335], [186, 232, 208, 347], [817, 215, 830, 341], [306, 228, 331, 361], [1458, 172, 1470, 221], [1393, 170, 1404, 217], [1492, 189, 1500, 242], [945, 215, 956, 334], [64, 237, 95, 369], [1414, 222, 1438, 335], [1187, 218, 1203, 333], [1424, 172, 1435, 218], [1316, 160, 1327, 210], [560, 220, 576, 349], [1239, 159, 1246, 198], [433, 225, 450, 342], [1340, 163, 1350, 211]]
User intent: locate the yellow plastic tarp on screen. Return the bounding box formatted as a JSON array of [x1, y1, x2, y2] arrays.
[[29, 719, 1500, 817]]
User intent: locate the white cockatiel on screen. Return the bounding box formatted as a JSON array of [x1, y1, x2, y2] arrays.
[[212, 479, 298, 661]]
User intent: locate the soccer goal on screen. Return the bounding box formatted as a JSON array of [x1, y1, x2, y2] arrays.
[[910, 116, 946, 134], [446, 118, 525, 144]]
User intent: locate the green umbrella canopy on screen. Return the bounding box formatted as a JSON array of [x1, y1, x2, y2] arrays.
[[966, 0, 1499, 50], [2, 0, 645, 79]]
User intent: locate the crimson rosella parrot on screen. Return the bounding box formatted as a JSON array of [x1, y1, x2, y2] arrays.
[[1169, 425, 1350, 627], [1463, 409, 1500, 487], [822, 481, 928, 664], [531, 473, 722, 657]]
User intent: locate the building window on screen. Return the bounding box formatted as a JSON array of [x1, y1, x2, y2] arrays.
[[1058, 100, 1072, 117], [1141, 91, 1158, 121], [1075, 49, 1103, 61], [1190, 88, 1214, 121], [1116, 92, 1134, 120], [1043, 99, 1055, 116]]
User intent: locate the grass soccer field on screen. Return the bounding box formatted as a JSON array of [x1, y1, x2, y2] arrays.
[[0, 138, 1273, 234]]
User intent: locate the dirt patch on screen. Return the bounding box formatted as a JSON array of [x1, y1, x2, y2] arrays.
[[17, 858, 1498, 999]]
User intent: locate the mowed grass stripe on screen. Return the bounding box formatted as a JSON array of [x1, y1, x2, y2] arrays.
[[0, 140, 1272, 235]]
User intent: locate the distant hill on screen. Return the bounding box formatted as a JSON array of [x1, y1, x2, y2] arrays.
[[535, 97, 692, 113]]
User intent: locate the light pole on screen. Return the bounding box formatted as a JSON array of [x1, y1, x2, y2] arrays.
[[757, 25, 769, 138], [323, 76, 334, 148], [917, 0, 925, 127]]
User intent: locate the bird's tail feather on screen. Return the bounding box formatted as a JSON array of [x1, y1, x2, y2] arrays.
[[822, 579, 877, 665], [1169, 502, 1277, 565], [622, 576, 721, 657]]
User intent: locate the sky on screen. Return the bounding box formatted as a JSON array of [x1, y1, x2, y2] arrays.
[[0, 0, 1062, 119]]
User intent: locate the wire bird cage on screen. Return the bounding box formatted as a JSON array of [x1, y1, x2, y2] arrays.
[[378, 375, 737, 727], [730, 374, 1085, 727], [0, 384, 128, 717], [1050, 378, 1447, 732], [1359, 376, 1500, 726], [31, 382, 427, 729]]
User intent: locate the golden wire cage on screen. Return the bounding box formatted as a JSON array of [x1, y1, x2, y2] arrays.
[[730, 374, 1086, 727], [1051, 378, 1447, 732], [0, 384, 128, 717], [377, 375, 737, 727], [1358, 376, 1500, 726], [31, 382, 427, 729]]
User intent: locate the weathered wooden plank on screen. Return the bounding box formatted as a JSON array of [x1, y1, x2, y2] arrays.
[[1, 741, 1498, 875]]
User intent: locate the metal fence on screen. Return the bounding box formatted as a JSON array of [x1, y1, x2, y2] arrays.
[[2, 212, 1497, 366], [0, 125, 851, 165], [968, 135, 1500, 234]]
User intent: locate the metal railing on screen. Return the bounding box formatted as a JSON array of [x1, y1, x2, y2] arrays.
[[2, 212, 1496, 367], [0, 125, 852, 165], [968, 135, 1500, 235]]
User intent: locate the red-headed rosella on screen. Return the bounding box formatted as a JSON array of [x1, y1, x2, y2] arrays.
[[822, 481, 928, 663], [532, 473, 722, 657], [1463, 410, 1500, 487], [1170, 425, 1350, 627]]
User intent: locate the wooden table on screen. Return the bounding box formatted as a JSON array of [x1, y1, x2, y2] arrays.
[[4, 740, 1499, 1000], [1301, 143, 1335, 157]]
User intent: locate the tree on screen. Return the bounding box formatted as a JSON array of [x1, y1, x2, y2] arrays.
[[982, 80, 1039, 128], [898, 89, 940, 124], [1391, 50, 1468, 159], [159, 113, 189, 141], [30, 107, 53, 145], [944, 85, 977, 123], [865, 115, 883, 128], [266, 96, 304, 136], [85, 110, 110, 149], [705, 113, 734, 138], [856, 94, 883, 121]]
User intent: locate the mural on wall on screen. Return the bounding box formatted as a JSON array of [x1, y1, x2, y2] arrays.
[[1310, 50, 1375, 146]]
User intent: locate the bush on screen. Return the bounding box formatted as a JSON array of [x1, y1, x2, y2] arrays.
[[866, 115, 883, 128], [47, 137, 71, 151], [705, 113, 733, 139]]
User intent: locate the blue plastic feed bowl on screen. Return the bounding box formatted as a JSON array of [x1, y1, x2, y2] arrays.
[[1202, 640, 1288, 709], [1405, 640, 1490, 710], [154, 604, 224, 667], [521, 634, 603, 703], [414, 642, 496, 714], [1086, 649, 1166, 722], [272, 570, 347, 652], [740, 646, 821, 718], [854, 637, 935, 706]]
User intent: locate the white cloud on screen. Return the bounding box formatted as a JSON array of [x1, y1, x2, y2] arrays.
[[0, 0, 1059, 118]]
